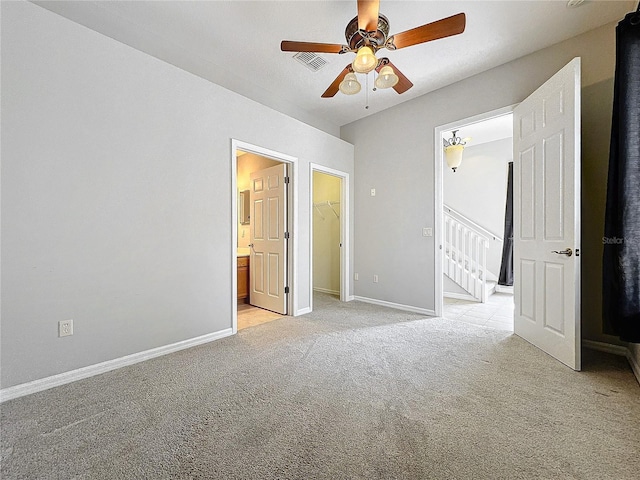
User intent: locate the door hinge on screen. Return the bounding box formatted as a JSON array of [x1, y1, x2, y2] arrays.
[[285, 286, 290, 294], [284, 176, 290, 184], [285, 232, 290, 239]]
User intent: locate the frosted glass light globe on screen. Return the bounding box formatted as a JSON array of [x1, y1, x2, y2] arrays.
[[352, 46, 377, 74]]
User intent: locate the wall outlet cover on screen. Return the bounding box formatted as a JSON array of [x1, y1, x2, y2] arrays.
[[59, 319, 73, 337]]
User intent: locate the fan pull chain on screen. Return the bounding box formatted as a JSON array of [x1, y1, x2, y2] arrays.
[[365, 73, 369, 110]]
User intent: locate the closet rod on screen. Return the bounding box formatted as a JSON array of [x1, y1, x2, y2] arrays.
[[313, 201, 340, 218]]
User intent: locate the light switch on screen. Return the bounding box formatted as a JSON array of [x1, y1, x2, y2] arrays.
[[423, 227, 433, 237], [370, 188, 376, 197]]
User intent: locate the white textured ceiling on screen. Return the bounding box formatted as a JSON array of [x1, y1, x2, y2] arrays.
[[34, 0, 636, 133], [444, 113, 514, 147]]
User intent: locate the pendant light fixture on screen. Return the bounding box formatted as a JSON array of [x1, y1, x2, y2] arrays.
[[339, 72, 362, 95], [443, 130, 471, 172]]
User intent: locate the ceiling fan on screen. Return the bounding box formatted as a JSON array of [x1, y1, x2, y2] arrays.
[[281, 0, 466, 98]]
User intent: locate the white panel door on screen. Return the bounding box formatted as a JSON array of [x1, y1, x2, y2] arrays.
[[513, 58, 581, 370], [250, 163, 288, 314]]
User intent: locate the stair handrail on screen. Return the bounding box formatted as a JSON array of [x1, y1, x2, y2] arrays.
[[443, 204, 503, 243]]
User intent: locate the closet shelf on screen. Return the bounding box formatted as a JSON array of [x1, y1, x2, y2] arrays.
[[313, 201, 340, 219]]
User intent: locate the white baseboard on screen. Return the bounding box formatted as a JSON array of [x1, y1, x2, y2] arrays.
[[295, 307, 312, 316], [582, 339, 628, 356], [444, 292, 477, 302], [582, 340, 640, 385], [626, 348, 640, 386], [354, 296, 436, 316], [346, 295, 355, 302], [495, 285, 514, 294], [313, 287, 340, 296], [0, 328, 234, 403]]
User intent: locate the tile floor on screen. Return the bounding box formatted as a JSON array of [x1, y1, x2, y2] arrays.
[[237, 302, 283, 330], [443, 293, 514, 331]]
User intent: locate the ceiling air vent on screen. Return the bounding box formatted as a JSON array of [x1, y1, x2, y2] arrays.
[[293, 52, 328, 72]]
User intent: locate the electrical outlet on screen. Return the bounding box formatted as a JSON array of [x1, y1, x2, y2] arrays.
[[370, 188, 376, 197], [59, 319, 73, 337], [423, 227, 433, 237], [373, 274, 379, 283], [354, 273, 359, 281]]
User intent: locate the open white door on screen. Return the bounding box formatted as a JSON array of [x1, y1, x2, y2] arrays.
[[249, 163, 288, 315], [513, 58, 581, 370]]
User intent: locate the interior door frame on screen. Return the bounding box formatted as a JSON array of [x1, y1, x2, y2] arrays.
[[231, 139, 298, 334], [434, 105, 516, 317], [309, 164, 351, 308]]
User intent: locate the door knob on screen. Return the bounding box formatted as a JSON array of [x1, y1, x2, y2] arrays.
[[552, 248, 573, 257]]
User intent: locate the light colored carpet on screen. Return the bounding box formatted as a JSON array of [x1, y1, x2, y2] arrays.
[[1, 293, 639, 479]]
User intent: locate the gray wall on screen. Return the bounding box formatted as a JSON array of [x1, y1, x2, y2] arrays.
[[341, 22, 621, 344], [443, 275, 469, 296], [444, 138, 512, 239], [0, 2, 354, 389]]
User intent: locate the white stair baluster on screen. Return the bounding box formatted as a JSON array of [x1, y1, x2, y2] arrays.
[[443, 207, 496, 303]]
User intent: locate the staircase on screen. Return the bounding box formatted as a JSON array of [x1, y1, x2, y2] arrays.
[[444, 206, 501, 303]]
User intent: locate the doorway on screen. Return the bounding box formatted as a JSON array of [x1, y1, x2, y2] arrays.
[[435, 58, 582, 371], [231, 140, 297, 334], [435, 106, 515, 330], [310, 164, 350, 310]]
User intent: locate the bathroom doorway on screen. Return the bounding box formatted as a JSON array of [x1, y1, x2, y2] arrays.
[[231, 140, 297, 333]]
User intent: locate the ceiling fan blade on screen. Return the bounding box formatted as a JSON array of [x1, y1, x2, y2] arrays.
[[376, 59, 413, 94], [322, 64, 352, 98], [391, 13, 466, 50], [281, 41, 345, 54], [357, 0, 380, 31]]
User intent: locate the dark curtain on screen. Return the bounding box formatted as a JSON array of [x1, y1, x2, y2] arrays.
[[603, 8, 640, 343], [499, 162, 514, 286]]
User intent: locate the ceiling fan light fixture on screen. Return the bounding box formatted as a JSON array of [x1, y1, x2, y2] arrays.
[[339, 72, 362, 95], [352, 46, 377, 73], [375, 65, 399, 89]]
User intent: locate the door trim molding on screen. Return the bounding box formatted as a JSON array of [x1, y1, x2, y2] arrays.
[[434, 105, 516, 318], [231, 140, 298, 333], [309, 164, 351, 310]]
